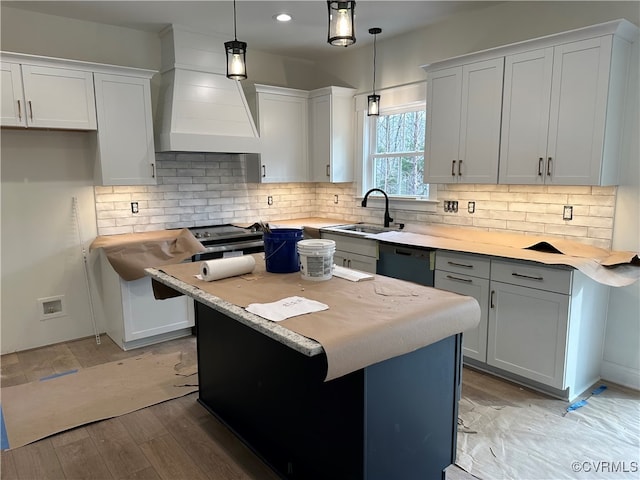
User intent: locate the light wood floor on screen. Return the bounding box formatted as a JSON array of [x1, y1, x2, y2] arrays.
[[0, 334, 485, 479]]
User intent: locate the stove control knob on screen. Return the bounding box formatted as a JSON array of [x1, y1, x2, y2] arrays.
[[194, 232, 201, 238], [203, 231, 211, 237]]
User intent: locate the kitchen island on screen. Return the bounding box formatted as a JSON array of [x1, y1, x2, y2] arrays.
[[147, 257, 479, 480]]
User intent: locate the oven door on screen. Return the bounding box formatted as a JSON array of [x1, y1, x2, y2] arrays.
[[192, 239, 264, 262]]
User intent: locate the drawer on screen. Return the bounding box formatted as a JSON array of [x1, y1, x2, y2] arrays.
[[321, 232, 378, 258], [491, 259, 572, 294], [435, 251, 490, 279]]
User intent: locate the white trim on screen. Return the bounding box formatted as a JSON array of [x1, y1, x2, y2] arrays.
[[601, 360, 640, 391]]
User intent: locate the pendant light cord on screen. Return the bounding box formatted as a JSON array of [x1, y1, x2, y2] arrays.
[[233, 0, 238, 41], [372, 32, 377, 95]]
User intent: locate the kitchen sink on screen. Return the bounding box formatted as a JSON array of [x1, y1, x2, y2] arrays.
[[325, 223, 401, 235]]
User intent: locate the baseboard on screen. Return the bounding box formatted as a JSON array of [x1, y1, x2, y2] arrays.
[[601, 360, 640, 391]]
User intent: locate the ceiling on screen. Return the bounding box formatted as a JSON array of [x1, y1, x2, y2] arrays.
[[4, 1, 499, 60]]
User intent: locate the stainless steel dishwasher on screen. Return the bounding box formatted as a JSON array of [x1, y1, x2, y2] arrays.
[[376, 242, 435, 287]]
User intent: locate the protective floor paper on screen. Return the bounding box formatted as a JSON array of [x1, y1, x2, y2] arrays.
[[0, 352, 198, 450], [456, 383, 640, 479]]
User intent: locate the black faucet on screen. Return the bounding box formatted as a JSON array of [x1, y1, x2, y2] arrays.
[[361, 188, 393, 227]]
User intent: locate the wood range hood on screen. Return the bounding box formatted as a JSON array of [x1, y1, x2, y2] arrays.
[[154, 25, 261, 155]]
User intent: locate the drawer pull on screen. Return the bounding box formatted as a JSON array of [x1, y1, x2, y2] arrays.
[[446, 275, 472, 283], [512, 272, 543, 281], [395, 249, 412, 256], [447, 261, 473, 269]]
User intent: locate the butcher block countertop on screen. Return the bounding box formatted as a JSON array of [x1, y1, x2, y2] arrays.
[[146, 255, 480, 381]]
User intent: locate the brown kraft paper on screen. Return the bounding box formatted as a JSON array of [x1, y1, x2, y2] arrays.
[[154, 258, 481, 381], [90, 228, 205, 281]]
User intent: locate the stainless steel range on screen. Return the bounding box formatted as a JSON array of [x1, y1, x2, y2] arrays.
[[189, 224, 264, 261]]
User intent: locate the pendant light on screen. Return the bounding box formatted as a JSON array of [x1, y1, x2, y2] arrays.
[[224, 0, 247, 80], [367, 27, 381, 116], [327, 1, 356, 47]]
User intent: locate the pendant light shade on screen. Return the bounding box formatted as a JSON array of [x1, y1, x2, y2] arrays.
[[327, 1, 356, 47], [225, 0, 247, 80], [367, 27, 381, 116]]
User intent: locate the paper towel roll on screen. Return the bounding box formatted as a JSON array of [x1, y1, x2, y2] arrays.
[[199, 255, 256, 282]]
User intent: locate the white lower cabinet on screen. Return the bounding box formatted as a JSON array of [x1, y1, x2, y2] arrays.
[[435, 251, 490, 362], [97, 251, 194, 351], [435, 252, 609, 401], [488, 277, 570, 389], [320, 232, 378, 274]]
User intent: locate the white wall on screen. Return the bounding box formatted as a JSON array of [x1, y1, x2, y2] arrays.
[[602, 38, 640, 390], [1, 130, 98, 353]]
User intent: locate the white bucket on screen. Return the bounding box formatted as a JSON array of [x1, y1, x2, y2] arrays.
[[297, 239, 336, 281]]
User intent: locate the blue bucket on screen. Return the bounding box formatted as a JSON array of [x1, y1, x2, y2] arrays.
[[263, 228, 303, 273]]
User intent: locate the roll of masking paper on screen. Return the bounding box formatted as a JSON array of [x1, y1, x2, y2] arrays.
[[199, 255, 256, 282]]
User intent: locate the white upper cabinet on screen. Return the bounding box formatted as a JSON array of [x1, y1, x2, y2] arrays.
[[308, 86, 356, 183], [425, 19, 638, 187], [1, 62, 25, 126], [500, 34, 632, 185], [1, 54, 96, 130], [245, 84, 309, 183], [499, 48, 554, 184], [93, 72, 156, 186], [545, 37, 618, 185], [425, 58, 504, 184]]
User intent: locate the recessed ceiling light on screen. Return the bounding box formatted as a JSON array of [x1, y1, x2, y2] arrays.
[[274, 13, 292, 22]]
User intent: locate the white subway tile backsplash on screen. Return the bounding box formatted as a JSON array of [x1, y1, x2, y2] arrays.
[[93, 154, 617, 248]]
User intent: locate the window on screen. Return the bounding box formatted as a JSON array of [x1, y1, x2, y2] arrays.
[[358, 82, 435, 206], [367, 106, 428, 197]]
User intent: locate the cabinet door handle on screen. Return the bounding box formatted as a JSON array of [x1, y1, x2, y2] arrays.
[[151, 163, 155, 178], [28, 100, 33, 120], [17, 100, 22, 120], [512, 272, 543, 281], [458, 160, 462, 176], [342, 258, 347, 267], [547, 157, 552, 177], [490, 290, 495, 308], [451, 160, 456, 176], [446, 274, 472, 283], [347, 259, 351, 268], [447, 261, 473, 269], [326, 164, 330, 177], [538, 157, 543, 176], [262, 165, 266, 178]]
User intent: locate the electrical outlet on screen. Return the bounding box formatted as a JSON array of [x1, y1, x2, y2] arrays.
[[131, 202, 139, 214], [267, 196, 273, 206], [563, 205, 573, 220], [444, 200, 459, 213], [468, 201, 476, 214]]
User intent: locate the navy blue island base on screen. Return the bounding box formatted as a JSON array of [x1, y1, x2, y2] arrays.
[[195, 301, 462, 480]]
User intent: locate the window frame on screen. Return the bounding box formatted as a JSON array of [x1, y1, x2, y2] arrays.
[[355, 82, 438, 213]]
